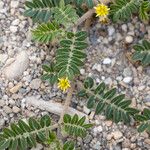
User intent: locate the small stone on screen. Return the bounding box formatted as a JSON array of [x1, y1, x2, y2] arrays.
[[108, 26, 115, 36], [121, 24, 127, 32], [83, 106, 90, 115], [10, 26, 18, 33], [12, 19, 20, 26], [4, 106, 12, 114], [0, 100, 5, 107], [96, 64, 102, 72], [144, 139, 150, 145], [3, 51, 29, 79], [10, 82, 23, 93], [123, 77, 132, 84], [97, 125, 103, 132], [123, 67, 132, 77], [0, 54, 8, 63], [12, 106, 21, 113], [112, 131, 123, 140], [80, 69, 85, 75], [30, 79, 42, 90], [0, 1, 4, 9], [10, 1, 19, 8], [103, 58, 112, 65], [125, 35, 133, 44], [93, 141, 101, 150], [105, 120, 113, 127], [0, 119, 5, 128]]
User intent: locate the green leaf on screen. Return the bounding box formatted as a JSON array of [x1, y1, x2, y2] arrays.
[[40, 115, 51, 127], [84, 77, 94, 89], [132, 40, 150, 66], [32, 22, 63, 43]]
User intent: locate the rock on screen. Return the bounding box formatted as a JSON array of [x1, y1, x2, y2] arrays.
[[0, 100, 5, 107], [83, 106, 90, 115], [3, 51, 29, 80], [0, 54, 8, 63], [108, 26, 115, 36], [103, 58, 112, 65], [112, 131, 123, 140], [30, 79, 41, 90], [123, 67, 132, 77], [97, 125, 103, 132], [80, 69, 85, 75], [3, 106, 12, 114], [12, 106, 21, 113], [10, 26, 18, 33], [0, 1, 4, 9], [125, 35, 133, 43], [123, 77, 132, 84], [12, 19, 20, 26], [10, 1, 19, 8], [0, 119, 5, 128], [10, 82, 23, 93], [144, 139, 150, 145], [121, 24, 127, 32], [93, 141, 101, 150]]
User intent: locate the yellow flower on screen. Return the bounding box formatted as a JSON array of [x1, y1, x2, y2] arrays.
[[94, 3, 110, 17], [58, 77, 71, 92]]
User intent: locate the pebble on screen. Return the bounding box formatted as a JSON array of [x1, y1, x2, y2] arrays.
[[83, 106, 91, 115], [108, 26, 115, 36], [103, 58, 112, 65], [9, 82, 23, 93], [3, 106, 12, 114], [125, 35, 133, 43], [80, 69, 85, 75], [0, 54, 8, 64], [3, 51, 29, 79], [12, 19, 20, 26], [112, 131, 123, 140], [30, 79, 41, 90], [10, 1, 19, 8], [12, 106, 21, 113], [31, 144, 43, 150], [123, 77, 132, 84], [10, 26, 18, 33], [123, 67, 132, 77]]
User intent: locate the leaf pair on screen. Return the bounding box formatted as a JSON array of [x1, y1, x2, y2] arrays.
[[63, 114, 93, 137], [79, 77, 140, 123]]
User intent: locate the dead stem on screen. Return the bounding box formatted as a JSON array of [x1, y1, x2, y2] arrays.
[[58, 83, 75, 124]]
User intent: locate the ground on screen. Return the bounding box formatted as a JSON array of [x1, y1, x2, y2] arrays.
[[0, 0, 150, 150]]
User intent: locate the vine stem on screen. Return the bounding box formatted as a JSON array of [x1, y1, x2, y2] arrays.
[[58, 83, 74, 124]]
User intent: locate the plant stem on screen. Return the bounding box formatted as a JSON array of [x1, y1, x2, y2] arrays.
[[58, 83, 74, 124]]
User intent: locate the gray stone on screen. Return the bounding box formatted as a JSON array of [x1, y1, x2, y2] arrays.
[[3, 106, 12, 114], [12, 19, 20, 26], [112, 131, 123, 140], [123, 67, 132, 77], [12, 106, 21, 113], [0, 1, 4, 9], [10, 26, 18, 33], [0, 54, 8, 64], [103, 58, 112, 65], [3, 51, 29, 79], [108, 26, 115, 36], [10, 1, 19, 8], [30, 79, 41, 90]]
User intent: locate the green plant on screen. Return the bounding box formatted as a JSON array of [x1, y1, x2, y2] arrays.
[[135, 109, 150, 132], [132, 40, 150, 66], [78, 77, 140, 123], [110, 0, 150, 22], [1, 0, 150, 149], [0, 114, 90, 150]]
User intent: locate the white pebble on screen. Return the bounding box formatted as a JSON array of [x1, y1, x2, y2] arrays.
[[10, 26, 18, 33], [123, 77, 132, 84], [103, 58, 112, 65], [10, 1, 19, 8], [125, 35, 133, 43]]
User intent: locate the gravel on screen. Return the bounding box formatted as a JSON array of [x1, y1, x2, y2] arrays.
[[0, 0, 150, 149]]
